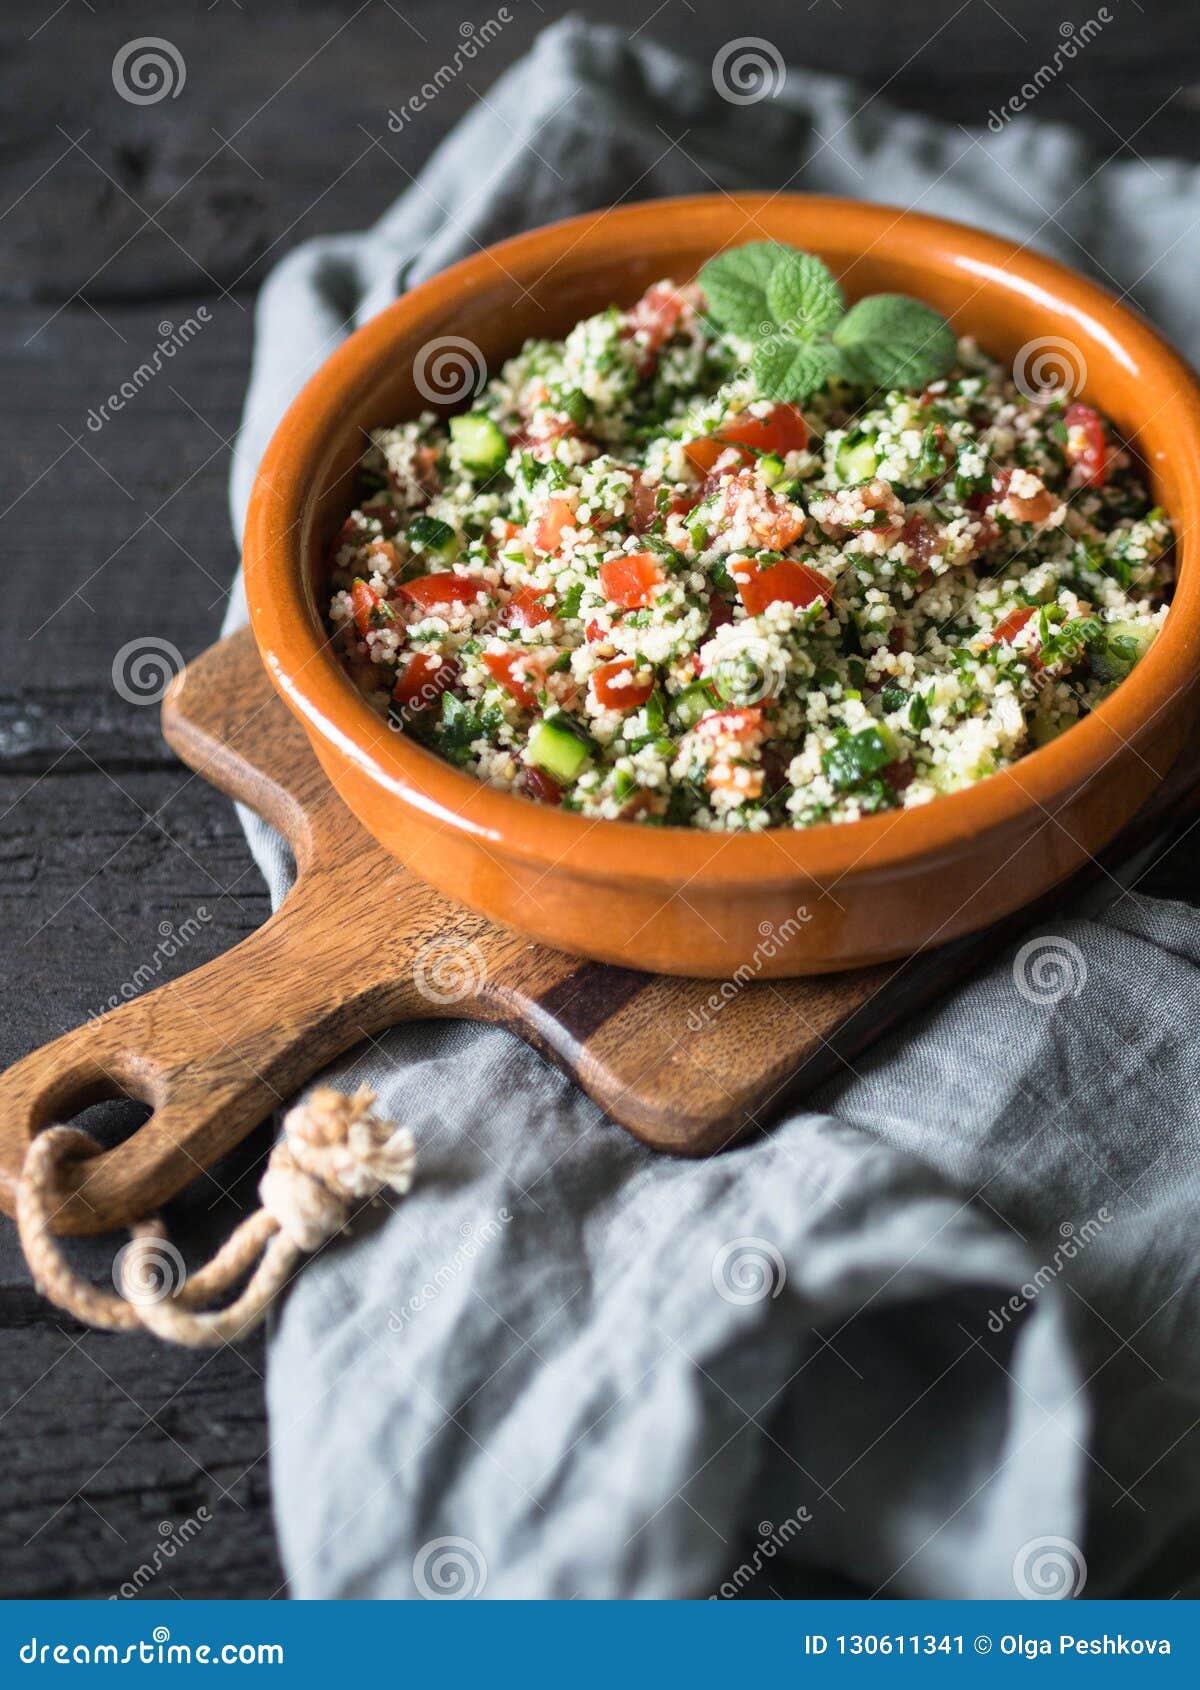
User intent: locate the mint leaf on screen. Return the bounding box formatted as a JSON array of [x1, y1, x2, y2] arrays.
[[765, 252, 844, 342], [833, 294, 957, 391], [753, 337, 841, 403], [698, 241, 791, 337]]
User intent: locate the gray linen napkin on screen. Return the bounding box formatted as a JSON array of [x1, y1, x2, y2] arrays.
[[226, 18, 1200, 1599]]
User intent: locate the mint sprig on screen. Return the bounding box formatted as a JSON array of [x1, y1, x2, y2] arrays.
[[698, 242, 958, 404], [753, 338, 841, 403], [696, 241, 791, 338], [765, 251, 844, 342], [833, 294, 958, 391]]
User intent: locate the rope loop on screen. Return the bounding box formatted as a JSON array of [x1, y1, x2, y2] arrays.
[[15, 1086, 414, 1347]]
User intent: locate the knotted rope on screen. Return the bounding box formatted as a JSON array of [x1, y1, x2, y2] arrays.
[[16, 1086, 415, 1346]]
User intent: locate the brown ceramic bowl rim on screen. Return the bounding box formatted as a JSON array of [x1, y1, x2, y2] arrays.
[[244, 193, 1200, 889]]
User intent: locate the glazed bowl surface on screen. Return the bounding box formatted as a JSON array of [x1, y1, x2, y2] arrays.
[[244, 194, 1200, 977]]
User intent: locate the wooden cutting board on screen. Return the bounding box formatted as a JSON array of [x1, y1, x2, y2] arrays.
[[1, 625, 1195, 1235]]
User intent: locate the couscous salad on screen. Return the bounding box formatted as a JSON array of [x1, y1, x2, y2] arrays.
[[327, 242, 1171, 830]]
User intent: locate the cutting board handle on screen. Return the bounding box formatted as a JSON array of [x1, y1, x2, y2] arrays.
[[0, 876, 426, 1236]]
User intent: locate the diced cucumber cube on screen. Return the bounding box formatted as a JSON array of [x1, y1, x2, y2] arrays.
[[1090, 619, 1157, 683], [670, 679, 717, 729], [835, 437, 880, 484], [756, 453, 787, 487], [528, 718, 592, 783], [406, 514, 458, 559], [450, 412, 509, 477]]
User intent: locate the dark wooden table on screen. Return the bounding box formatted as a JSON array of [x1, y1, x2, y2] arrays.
[[3, 0, 1198, 1601]]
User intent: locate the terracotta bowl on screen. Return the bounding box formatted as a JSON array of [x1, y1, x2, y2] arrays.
[[243, 194, 1200, 977]]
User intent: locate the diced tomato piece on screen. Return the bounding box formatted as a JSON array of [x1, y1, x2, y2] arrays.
[[523, 766, 563, 805], [717, 470, 806, 551], [397, 573, 487, 609], [414, 446, 440, 495], [991, 605, 1038, 645], [351, 578, 387, 636], [707, 593, 735, 638], [330, 514, 367, 558], [392, 652, 456, 713], [1006, 478, 1055, 524], [967, 471, 1010, 551], [515, 415, 580, 457], [623, 282, 689, 375], [531, 497, 577, 554], [628, 470, 701, 528], [627, 282, 688, 344], [683, 406, 809, 483], [993, 605, 1037, 642], [584, 618, 609, 644], [885, 759, 916, 795], [731, 557, 832, 616], [900, 513, 940, 582], [716, 403, 809, 456], [531, 414, 577, 446], [599, 551, 665, 609], [366, 501, 405, 536], [900, 514, 936, 564], [503, 583, 553, 629], [985, 605, 1042, 670], [1064, 402, 1109, 489], [591, 657, 654, 711], [683, 437, 753, 479], [365, 538, 401, 575], [482, 650, 545, 709], [628, 473, 660, 534]]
